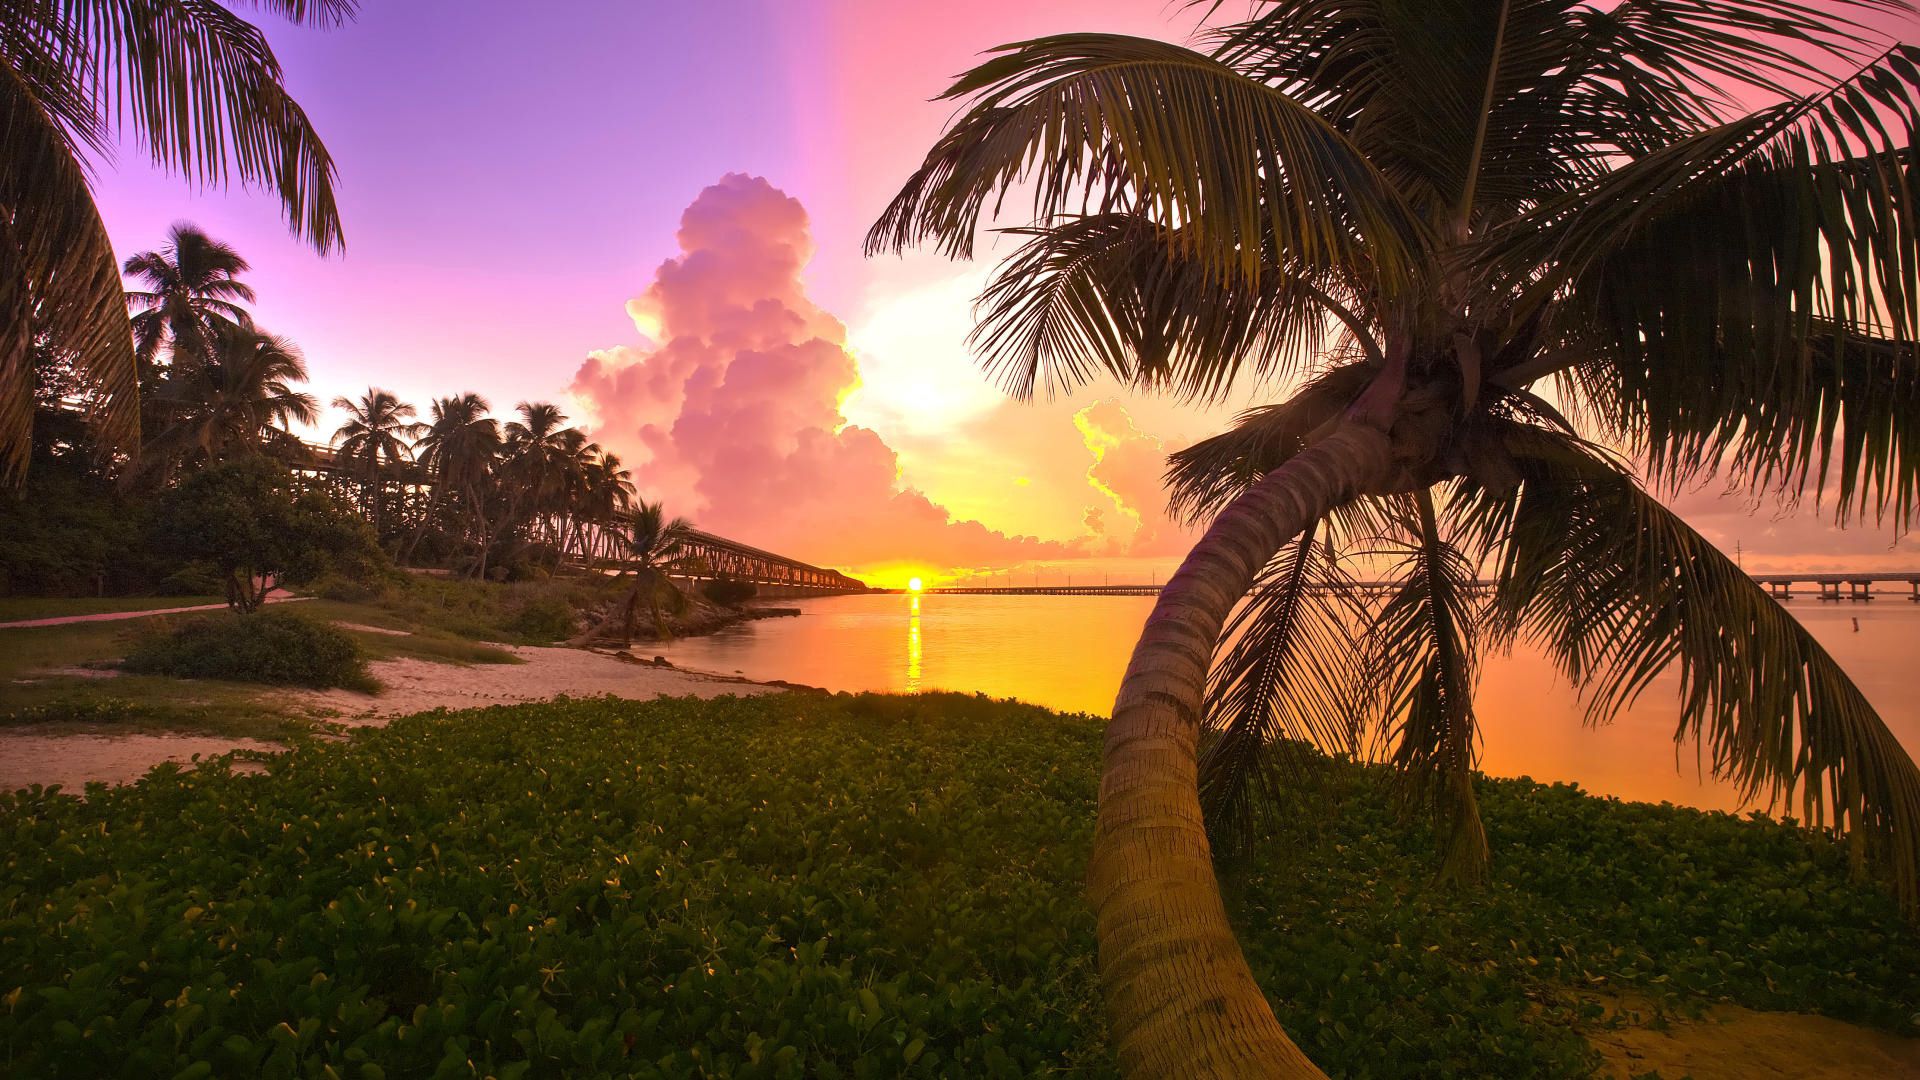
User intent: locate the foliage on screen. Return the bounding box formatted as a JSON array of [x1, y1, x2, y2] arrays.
[[0, 456, 164, 595], [0, 694, 1915, 1078], [150, 457, 385, 612], [121, 609, 375, 692], [310, 573, 622, 646], [703, 575, 759, 606], [0, 0, 349, 480]]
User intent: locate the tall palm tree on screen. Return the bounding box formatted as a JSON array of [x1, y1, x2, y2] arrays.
[[143, 325, 316, 467], [0, 0, 351, 482], [412, 392, 502, 561], [503, 400, 571, 541], [871, 2, 1920, 1074], [330, 388, 423, 538], [123, 223, 255, 379], [577, 450, 635, 564]]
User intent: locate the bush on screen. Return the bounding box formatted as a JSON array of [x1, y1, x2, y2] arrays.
[[0, 694, 1915, 1079], [150, 458, 390, 612], [702, 576, 758, 606], [121, 609, 377, 691], [156, 560, 227, 596]]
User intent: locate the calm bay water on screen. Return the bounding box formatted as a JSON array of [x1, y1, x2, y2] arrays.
[[651, 592, 1920, 813]]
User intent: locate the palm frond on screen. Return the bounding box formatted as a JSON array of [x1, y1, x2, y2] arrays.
[[973, 212, 1371, 401], [0, 49, 137, 481], [1199, 520, 1376, 856], [65, 0, 345, 250], [865, 33, 1423, 289], [1367, 489, 1490, 885], [1483, 426, 1920, 912], [1490, 44, 1920, 522], [1164, 362, 1376, 524]]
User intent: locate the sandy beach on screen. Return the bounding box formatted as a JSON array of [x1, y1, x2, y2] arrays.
[[0, 645, 778, 792], [295, 644, 777, 724]]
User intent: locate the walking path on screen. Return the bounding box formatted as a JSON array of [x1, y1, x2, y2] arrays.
[[0, 594, 308, 630]]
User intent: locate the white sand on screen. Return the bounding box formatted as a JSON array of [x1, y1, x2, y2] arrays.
[[2, 645, 777, 792], [295, 644, 774, 725]]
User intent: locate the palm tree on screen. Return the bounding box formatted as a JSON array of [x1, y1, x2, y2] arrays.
[[412, 392, 502, 563], [502, 400, 571, 543], [870, 3, 1920, 1074], [0, 0, 350, 482], [124, 223, 255, 379], [143, 325, 316, 468], [578, 450, 636, 564], [612, 500, 692, 643], [330, 388, 424, 538]]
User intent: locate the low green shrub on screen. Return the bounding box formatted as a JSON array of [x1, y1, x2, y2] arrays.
[[0, 694, 1914, 1079], [157, 560, 227, 596], [121, 610, 378, 692]]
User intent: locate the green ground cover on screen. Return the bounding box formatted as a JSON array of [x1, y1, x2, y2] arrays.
[[0, 595, 225, 623], [2, 693, 1914, 1078]]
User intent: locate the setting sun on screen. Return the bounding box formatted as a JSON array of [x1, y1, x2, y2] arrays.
[[907, 576, 924, 592]]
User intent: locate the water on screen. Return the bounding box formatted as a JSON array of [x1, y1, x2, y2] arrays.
[[652, 593, 1920, 813]]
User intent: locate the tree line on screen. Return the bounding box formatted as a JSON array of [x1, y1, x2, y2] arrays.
[[87, 222, 672, 582]]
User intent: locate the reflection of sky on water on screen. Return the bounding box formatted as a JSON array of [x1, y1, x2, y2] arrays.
[[652, 594, 1920, 813]]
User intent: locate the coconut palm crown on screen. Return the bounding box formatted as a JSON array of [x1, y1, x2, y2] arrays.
[[870, 1, 1920, 1075], [0, 0, 352, 482]]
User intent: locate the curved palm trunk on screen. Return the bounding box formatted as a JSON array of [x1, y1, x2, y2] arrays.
[[1089, 422, 1395, 1078]]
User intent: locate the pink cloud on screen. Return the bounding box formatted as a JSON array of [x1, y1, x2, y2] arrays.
[[570, 174, 1073, 577]]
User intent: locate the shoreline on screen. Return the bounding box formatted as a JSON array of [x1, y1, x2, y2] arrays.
[[0, 643, 794, 793]]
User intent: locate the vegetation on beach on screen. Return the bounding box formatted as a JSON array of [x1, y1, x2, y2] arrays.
[[122, 610, 378, 692], [1, 693, 1914, 1078]]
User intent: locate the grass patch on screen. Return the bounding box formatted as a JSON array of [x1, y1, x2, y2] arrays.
[[307, 573, 623, 644], [122, 610, 378, 692], [1, 693, 1913, 1078], [0, 687, 309, 741], [0, 595, 224, 623]]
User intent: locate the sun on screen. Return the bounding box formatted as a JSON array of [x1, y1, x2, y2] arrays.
[[907, 576, 924, 592]]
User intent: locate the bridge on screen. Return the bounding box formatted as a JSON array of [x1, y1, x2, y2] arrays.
[[924, 572, 1920, 602], [670, 529, 866, 592]]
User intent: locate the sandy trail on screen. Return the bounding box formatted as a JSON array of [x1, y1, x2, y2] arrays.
[[296, 644, 775, 725], [1, 645, 775, 792]]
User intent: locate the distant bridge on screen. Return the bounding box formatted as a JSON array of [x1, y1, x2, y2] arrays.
[[925, 572, 1920, 602], [669, 529, 866, 592]]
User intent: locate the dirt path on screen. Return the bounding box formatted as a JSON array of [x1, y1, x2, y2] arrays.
[[0, 594, 308, 630], [1590, 999, 1920, 1078]]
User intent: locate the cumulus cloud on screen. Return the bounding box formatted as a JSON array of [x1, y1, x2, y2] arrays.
[[570, 174, 1072, 578], [1073, 400, 1192, 556]]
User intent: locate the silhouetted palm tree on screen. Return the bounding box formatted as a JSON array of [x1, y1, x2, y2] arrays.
[[124, 223, 255, 377], [331, 388, 423, 537], [412, 392, 501, 562], [872, 2, 1920, 1072], [144, 325, 316, 468], [0, 0, 350, 481]]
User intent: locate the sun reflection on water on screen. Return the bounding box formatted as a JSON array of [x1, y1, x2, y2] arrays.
[[905, 593, 922, 692]]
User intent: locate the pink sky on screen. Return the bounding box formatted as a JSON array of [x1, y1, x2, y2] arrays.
[[84, 1, 1920, 583]]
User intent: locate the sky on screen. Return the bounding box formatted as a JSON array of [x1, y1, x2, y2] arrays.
[[87, 1, 1920, 586]]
